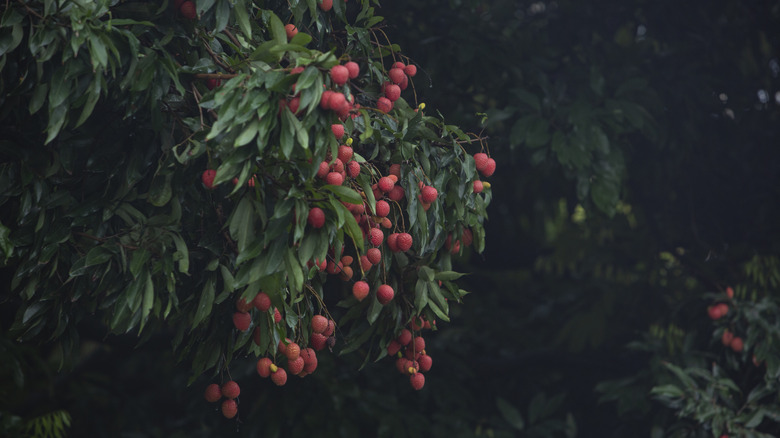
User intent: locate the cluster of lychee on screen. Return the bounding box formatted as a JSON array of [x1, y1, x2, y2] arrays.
[[386, 321, 434, 390], [709, 287, 744, 353], [204, 380, 241, 419], [377, 61, 417, 113]]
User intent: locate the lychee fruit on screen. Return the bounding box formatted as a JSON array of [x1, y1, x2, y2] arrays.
[[273, 307, 282, 323], [271, 368, 288, 386], [308, 207, 326, 228], [397, 329, 412, 346], [311, 315, 328, 334], [404, 64, 417, 77], [236, 297, 253, 313], [204, 383, 222, 403], [473, 180, 484, 193], [421, 186, 438, 203], [285, 342, 301, 361], [257, 357, 272, 377], [285, 23, 298, 40], [369, 228, 384, 246], [418, 354, 432, 372], [375, 200, 390, 217], [287, 356, 305, 375], [388, 68, 406, 85], [347, 160, 360, 178], [326, 172, 344, 186], [378, 176, 395, 193], [387, 339, 401, 356], [731, 337, 744, 352], [722, 329, 734, 347], [311, 333, 327, 351], [232, 312, 251, 332], [221, 381, 240, 399], [377, 284, 394, 305], [385, 84, 401, 102], [481, 158, 496, 177], [377, 97, 393, 113], [396, 233, 413, 252], [413, 336, 425, 352], [473, 153, 489, 172], [179, 1, 196, 19], [201, 169, 217, 189], [331, 123, 345, 139], [367, 247, 382, 265], [410, 372, 425, 390], [353, 281, 370, 301], [338, 145, 353, 163], [345, 61, 360, 79], [319, 0, 333, 11], [330, 65, 349, 86], [253, 292, 271, 312], [221, 399, 238, 418], [301, 348, 318, 373], [386, 233, 399, 252], [388, 185, 405, 201]]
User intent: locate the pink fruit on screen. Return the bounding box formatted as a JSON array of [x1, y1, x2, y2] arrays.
[[353, 281, 370, 301], [473, 180, 484, 193], [388, 68, 406, 84], [473, 153, 489, 171], [311, 315, 328, 334], [232, 312, 251, 332], [271, 368, 288, 386], [377, 284, 394, 305], [328, 92, 347, 112], [384, 84, 401, 102], [345, 61, 360, 79], [253, 292, 271, 312], [287, 356, 305, 375], [285, 23, 298, 40], [409, 372, 425, 390], [308, 207, 326, 228], [319, 0, 333, 11], [396, 232, 413, 252], [404, 64, 417, 77], [387, 339, 401, 356], [347, 160, 360, 178], [369, 228, 384, 246], [387, 232, 399, 252], [179, 1, 196, 19], [367, 247, 382, 265], [375, 200, 390, 217], [221, 399, 238, 418], [311, 333, 327, 351], [421, 186, 438, 203], [326, 172, 344, 186], [330, 65, 349, 86], [331, 123, 345, 139], [481, 158, 496, 177], [221, 380, 240, 399], [204, 383, 221, 402], [377, 97, 393, 113], [388, 185, 405, 201], [378, 176, 395, 192], [397, 329, 412, 346], [256, 357, 272, 377], [338, 145, 353, 163], [301, 348, 318, 373], [201, 170, 217, 189], [320, 90, 334, 109], [418, 354, 432, 372]]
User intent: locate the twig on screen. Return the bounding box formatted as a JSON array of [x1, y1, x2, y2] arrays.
[[201, 37, 234, 73], [17, 0, 44, 19]]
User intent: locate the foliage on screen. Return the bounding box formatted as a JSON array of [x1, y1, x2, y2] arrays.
[[0, 0, 492, 433]]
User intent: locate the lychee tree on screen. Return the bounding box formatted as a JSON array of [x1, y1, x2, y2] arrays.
[[0, 0, 493, 422]]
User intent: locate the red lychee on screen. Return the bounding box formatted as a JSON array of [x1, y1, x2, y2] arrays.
[[473, 180, 484, 193], [308, 207, 326, 228], [347, 160, 360, 178], [388, 185, 405, 201], [418, 354, 432, 372], [473, 153, 489, 172], [338, 145, 353, 163], [253, 292, 271, 312], [481, 158, 496, 177], [271, 368, 288, 386], [221, 399, 238, 418], [385, 84, 401, 102], [367, 248, 382, 265], [404, 64, 417, 77], [410, 372, 425, 390], [421, 186, 438, 203], [375, 200, 390, 217], [287, 356, 305, 375], [387, 339, 401, 356], [353, 281, 370, 301], [204, 383, 221, 403], [396, 233, 413, 252], [326, 172, 344, 186], [221, 380, 240, 399], [179, 1, 196, 19], [377, 284, 394, 305], [397, 329, 412, 346], [377, 97, 393, 113], [311, 315, 328, 334], [331, 123, 345, 139], [257, 357, 272, 377], [369, 228, 384, 246], [319, 0, 333, 11], [273, 307, 282, 323], [311, 333, 327, 351], [201, 169, 217, 189], [345, 61, 360, 79], [388, 68, 406, 85], [378, 176, 395, 193], [301, 348, 318, 373], [387, 232, 399, 252], [232, 312, 251, 332], [330, 65, 349, 86], [236, 297, 253, 313], [285, 23, 298, 40], [731, 337, 744, 352]]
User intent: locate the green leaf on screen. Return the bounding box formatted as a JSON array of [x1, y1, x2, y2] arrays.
[[284, 248, 304, 296], [434, 270, 466, 281], [332, 200, 364, 251], [234, 0, 252, 39], [419, 265, 434, 281], [192, 277, 216, 329], [230, 195, 256, 254], [0, 221, 12, 260], [496, 397, 525, 431], [170, 232, 189, 274], [268, 11, 287, 45], [322, 185, 362, 204], [140, 271, 154, 331], [367, 295, 382, 325], [234, 119, 260, 147]]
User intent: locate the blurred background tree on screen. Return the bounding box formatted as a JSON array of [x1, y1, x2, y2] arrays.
[[2, 0, 779, 437]]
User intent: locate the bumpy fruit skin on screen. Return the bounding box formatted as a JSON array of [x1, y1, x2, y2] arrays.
[[328, 92, 347, 112], [473, 180, 484, 193], [273, 307, 282, 323], [377, 284, 394, 305], [387, 339, 401, 356], [418, 354, 433, 372], [320, 90, 334, 109], [482, 158, 497, 177], [377, 97, 393, 113], [179, 1, 196, 19], [413, 336, 426, 352], [323, 319, 335, 336], [410, 373, 425, 390], [397, 329, 412, 346], [308, 207, 326, 228], [388, 185, 405, 201], [271, 368, 288, 386], [201, 170, 217, 189], [287, 356, 305, 375], [284, 23, 298, 40], [385, 84, 401, 102], [369, 228, 384, 246], [311, 315, 328, 334], [731, 337, 744, 352], [221, 399, 238, 419], [473, 153, 489, 172], [204, 383, 222, 403], [253, 292, 271, 312], [257, 357, 272, 377], [722, 329, 734, 347], [344, 61, 360, 79], [396, 233, 413, 252], [421, 186, 438, 203], [347, 160, 360, 178], [301, 348, 318, 373], [359, 255, 372, 271], [353, 281, 370, 301], [388, 68, 406, 85], [331, 123, 345, 139], [285, 342, 301, 361], [386, 233, 399, 252], [330, 65, 349, 86], [311, 333, 328, 351], [221, 381, 240, 399], [378, 177, 395, 193], [326, 172, 344, 186], [404, 64, 417, 77], [319, 0, 333, 11], [375, 200, 390, 217], [337, 145, 353, 163], [232, 312, 251, 332], [367, 248, 382, 265], [236, 297, 253, 313]]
